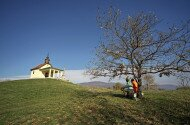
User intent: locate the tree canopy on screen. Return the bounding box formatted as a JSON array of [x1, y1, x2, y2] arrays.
[[87, 7, 190, 85]]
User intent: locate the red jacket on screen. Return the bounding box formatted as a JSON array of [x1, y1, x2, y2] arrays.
[[132, 80, 138, 93]]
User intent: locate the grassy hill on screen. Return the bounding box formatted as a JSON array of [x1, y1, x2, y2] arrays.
[[0, 79, 189, 125]]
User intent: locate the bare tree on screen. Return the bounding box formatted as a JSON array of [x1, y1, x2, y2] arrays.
[[176, 72, 190, 87], [87, 7, 190, 87], [143, 74, 157, 90]]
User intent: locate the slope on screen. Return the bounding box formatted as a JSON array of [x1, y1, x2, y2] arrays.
[[0, 79, 189, 125]]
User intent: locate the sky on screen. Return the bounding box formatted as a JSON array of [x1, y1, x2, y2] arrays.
[[0, 0, 190, 83]]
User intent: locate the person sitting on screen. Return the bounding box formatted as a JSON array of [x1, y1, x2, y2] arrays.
[[122, 78, 133, 98], [131, 79, 138, 99], [124, 78, 133, 90]]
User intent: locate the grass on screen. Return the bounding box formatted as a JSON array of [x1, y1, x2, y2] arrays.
[[0, 79, 190, 125]]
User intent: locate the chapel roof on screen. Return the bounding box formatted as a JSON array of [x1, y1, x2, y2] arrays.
[[40, 67, 63, 71], [30, 63, 52, 71], [30, 56, 52, 71]]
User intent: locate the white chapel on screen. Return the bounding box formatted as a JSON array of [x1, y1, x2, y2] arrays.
[[30, 56, 65, 79]]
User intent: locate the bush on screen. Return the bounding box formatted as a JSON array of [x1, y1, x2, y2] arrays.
[[177, 86, 190, 90], [113, 82, 123, 90]]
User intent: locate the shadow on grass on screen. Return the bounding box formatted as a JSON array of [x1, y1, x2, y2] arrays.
[[93, 91, 128, 98], [76, 88, 133, 100], [111, 93, 126, 98]]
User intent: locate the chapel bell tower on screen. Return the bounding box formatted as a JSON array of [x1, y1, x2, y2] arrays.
[[45, 55, 50, 64]]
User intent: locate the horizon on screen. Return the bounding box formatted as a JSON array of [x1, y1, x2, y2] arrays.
[[0, 69, 179, 86], [0, 0, 190, 82]]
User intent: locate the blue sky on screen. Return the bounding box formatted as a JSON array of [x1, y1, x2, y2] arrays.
[[0, 0, 190, 77]]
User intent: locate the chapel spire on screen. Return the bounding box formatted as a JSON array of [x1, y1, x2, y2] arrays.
[[45, 54, 50, 64]]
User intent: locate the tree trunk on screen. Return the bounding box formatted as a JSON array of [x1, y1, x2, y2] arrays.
[[137, 67, 142, 87], [137, 77, 142, 87]]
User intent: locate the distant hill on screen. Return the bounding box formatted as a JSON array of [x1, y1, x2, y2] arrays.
[[79, 81, 178, 90], [0, 79, 189, 124], [158, 84, 177, 90]]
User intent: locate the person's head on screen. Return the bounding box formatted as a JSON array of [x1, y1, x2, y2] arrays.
[[126, 78, 129, 82], [131, 79, 134, 82]]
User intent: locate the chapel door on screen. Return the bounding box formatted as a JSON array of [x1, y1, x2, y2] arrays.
[[45, 72, 49, 77]]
